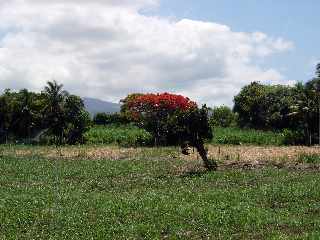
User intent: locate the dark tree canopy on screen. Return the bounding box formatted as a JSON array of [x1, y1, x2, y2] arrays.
[[93, 112, 128, 125], [233, 65, 320, 145], [210, 106, 236, 128], [233, 82, 298, 130], [0, 81, 91, 144]]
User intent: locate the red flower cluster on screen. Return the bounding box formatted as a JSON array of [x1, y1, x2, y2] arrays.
[[128, 93, 197, 113]]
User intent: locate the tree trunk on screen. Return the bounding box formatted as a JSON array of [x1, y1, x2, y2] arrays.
[[304, 121, 311, 146], [194, 139, 217, 171]]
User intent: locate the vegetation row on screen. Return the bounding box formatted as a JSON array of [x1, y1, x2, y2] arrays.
[[1, 64, 320, 169]]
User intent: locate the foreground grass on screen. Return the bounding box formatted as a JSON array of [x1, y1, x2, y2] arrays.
[[0, 147, 320, 239]]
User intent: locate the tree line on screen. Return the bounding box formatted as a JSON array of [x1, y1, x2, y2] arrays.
[[210, 64, 320, 145], [1, 64, 320, 147], [93, 64, 320, 146], [92, 64, 320, 146], [0, 81, 91, 144]]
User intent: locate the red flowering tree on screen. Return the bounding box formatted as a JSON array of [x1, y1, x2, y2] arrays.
[[121, 93, 217, 170]]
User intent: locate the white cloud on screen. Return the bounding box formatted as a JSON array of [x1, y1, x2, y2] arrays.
[[0, 0, 293, 106]]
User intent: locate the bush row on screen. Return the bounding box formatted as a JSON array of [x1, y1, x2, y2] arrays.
[[85, 125, 306, 147]]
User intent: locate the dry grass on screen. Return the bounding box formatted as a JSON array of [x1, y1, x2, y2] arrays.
[[207, 145, 320, 170], [208, 145, 320, 162], [2, 144, 320, 166], [4, 145, 143, 161]]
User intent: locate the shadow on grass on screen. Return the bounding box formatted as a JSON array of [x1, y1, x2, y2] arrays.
[[179, 169, 211, 178]]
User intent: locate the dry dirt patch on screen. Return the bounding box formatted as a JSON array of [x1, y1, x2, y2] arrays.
[[3, 145, 320, 169], [5, 146, 142, 160]]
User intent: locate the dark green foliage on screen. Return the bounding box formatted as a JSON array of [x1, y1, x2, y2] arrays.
[[172, 105, 213, 144], [233, 82, 297, 130], [41, 81, 92, 144], [64, 95, 92, 144], [233, 65, 320, 145], [143, 105, 216, 169], [233, 82, 268, 129], [42, 80, 69, 143], [282, 129, 305, 145], [285, 78, 320, 145], [93, 112, 110, 125], [162, 105, 217, 170], [0, 89, 46, 142], [0, 81, 91, 145], [210, 106, 236, 127], [303, 77, 320, 144], [93, 112, 128, 125], [43, 82, 92, 145]]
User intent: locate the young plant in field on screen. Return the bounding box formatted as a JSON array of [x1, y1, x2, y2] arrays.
[[124, 93, 217, 170]]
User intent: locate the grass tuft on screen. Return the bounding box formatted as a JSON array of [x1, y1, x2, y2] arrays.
[[298, 153, 320, 164]]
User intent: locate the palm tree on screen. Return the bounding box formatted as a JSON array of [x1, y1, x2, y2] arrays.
[[43, 80, 69, 144], [44, 80, 68, 112]]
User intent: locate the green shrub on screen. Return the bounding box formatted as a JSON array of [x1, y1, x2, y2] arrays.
[[282, 129, 305, 145], [212, 127, 285, 146], [298, 153, 320, 164], [210, 106, 236, 127], [85, 125, 153, 147]]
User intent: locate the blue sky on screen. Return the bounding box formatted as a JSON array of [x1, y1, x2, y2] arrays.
[[155, 0, 320, 81], [0, 0, 318, 106]]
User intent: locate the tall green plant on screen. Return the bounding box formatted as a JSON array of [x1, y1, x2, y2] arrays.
[[43, 80, 69, 143]]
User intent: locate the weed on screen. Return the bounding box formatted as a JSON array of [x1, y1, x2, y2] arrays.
[[212, 127, 285, 146], [298, 153, 320, 164]]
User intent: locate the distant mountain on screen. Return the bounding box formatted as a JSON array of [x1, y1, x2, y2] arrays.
[[83, 97, 121, 116]]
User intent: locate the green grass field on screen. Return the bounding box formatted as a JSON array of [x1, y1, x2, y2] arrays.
[[212, 127, 285, 146], [1, 146, 320, 239], [85, 125, 285, 147], [85, 124, 153, 146]]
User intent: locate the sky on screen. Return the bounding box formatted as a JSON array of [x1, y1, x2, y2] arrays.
[[0, 0, 319, 106]]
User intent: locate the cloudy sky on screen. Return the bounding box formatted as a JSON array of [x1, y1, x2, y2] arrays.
[[0, 0, 319, 106]]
